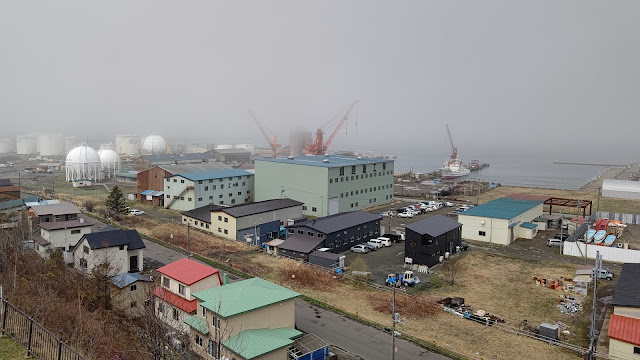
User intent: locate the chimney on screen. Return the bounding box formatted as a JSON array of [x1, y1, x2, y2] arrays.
[[79, 218, 84, 223], [223, 273, 229, 285]]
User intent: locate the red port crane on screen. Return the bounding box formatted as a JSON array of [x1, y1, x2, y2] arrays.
[[305, 101, 359, 156], [446, 124, 458, 160], [250, 111, 281, 158]]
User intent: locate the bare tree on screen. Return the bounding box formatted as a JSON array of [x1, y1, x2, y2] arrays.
[[441, 257, 465, 286], [134, 294, 191, 360]]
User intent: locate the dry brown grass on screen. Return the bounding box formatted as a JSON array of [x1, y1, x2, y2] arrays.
[[368, 291, 439, 318], [279, 262, 339, 290]]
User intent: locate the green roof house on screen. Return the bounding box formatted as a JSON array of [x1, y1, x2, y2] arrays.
[[185, 277, 302, 360]]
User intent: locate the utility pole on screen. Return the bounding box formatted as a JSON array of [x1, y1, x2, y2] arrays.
[[392, 287, 396, 360], [588, 251, 600, 360], [476, 178, 481, 205]]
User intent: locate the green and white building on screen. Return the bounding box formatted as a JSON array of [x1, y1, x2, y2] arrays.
[[255, 155, 394, 216]]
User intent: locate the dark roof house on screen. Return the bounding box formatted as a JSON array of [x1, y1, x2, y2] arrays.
[[217, 199, 303, 218], [287, 211, 380, 234], [181, 204, 224, 224], [612, 263, 640, 308], [406, 215, 461, 236], [76, 229, 146, 251]]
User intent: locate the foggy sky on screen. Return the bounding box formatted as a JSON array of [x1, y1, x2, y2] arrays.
[[1, 1, 639, 161]]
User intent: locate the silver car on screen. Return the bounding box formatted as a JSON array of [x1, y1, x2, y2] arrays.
[[350, 244, 370, 254]]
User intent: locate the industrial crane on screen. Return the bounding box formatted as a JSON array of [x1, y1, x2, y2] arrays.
[[250, 111, 281, 158], [446, 124, 458, 160], [304, 101, 359, 155]]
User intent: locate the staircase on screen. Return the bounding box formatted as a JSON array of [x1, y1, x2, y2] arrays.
[[165, 185, 194, 209]]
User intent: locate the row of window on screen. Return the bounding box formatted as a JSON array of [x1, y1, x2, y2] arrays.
[[338, 164, 389, 177], [167, 191, 249, 201], [301, 206, 318, 212], [338, 184, 391, 197], [218, 228, 229, 235], [162, 276, 187, 296], [168, 175, 250, 184], [330, 170, 392, 184]]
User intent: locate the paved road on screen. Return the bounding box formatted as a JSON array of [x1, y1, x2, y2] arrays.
[[295, 299, 450, 360]]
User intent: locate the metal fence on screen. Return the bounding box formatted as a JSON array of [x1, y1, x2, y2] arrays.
[[596, 211, 640, 225], [1, 298, 85, 360]]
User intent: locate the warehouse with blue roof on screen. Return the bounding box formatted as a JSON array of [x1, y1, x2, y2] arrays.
[[457, 197, 544, 245], [163, 169, 254, 211], [254, 155, 394, 216]]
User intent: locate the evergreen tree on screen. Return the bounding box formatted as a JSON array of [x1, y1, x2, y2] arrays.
[[105, 186, 127, 219]]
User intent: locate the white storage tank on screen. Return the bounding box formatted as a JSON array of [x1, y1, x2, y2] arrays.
[[142, 135, 167, 154], [215, 144, 234, 150], [64, 137, 77, 152], [0, 139, 11, 154], [98, 149, 121, 177], [115, 135, 141, 155], [38, 134, 65, 156], [65, 145, 103, 182], [16, 135, 37, 155], [234, 143, 255, 154]]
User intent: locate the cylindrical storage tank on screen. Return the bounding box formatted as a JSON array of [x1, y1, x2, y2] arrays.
[[98, 149, 121, 178], [142, 135, 167, 154], [99, 143, 116, 151], [289, 130, 313, 156], [234, 143, 255, 154], [38, 134, 65, 156], [64, 137, 77, 153], [215, 144, 234, 150], [65, 145, 103, 182], [16, 135, 37, 155], [115, 135, 141, 155], [0, 139, 11, 154]]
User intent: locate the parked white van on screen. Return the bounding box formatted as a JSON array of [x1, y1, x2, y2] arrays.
[[377, 237, 392, 247]]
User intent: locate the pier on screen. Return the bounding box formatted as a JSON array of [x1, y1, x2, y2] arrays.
[[553, 161, 628, 167]]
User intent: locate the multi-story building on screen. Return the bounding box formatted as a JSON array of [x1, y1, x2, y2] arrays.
[[111, 273, 153, 318], [164, 169, 254, 211], [28, 203, 81, 226], [255, 155, 394, 216], [185, 277, 328, 360], [283, 211, 380, 254], [182, 199, 303, 244], [154, 258, 221, 330], [136, 162, 233, 206]]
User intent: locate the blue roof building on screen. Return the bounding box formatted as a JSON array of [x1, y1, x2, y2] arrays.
[[457, 197, 544, 245]]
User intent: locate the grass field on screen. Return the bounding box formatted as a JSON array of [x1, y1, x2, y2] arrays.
[[0, 337, 26, 360]]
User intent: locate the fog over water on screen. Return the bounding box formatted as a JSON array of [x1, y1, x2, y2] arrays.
[[2, 1, 639, 167]]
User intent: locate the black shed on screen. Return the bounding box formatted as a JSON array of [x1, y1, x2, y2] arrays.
[[405, 215, 462, 267]]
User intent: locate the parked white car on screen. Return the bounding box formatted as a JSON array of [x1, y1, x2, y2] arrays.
[[444, 202, 453, 207], [367, 239, 384, 249], [377, 237, 392, 247], [398, 212, 413, 218], [129, 209, 145, 216], [381, 211, 395, 217]]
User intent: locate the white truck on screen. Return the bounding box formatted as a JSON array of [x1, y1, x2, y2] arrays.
[[595, 267, 614, 280]]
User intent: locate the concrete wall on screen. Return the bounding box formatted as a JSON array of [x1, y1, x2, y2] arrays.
[[608, 338, 639, 359], [41, 226, 91, 252], [326, 161, 394, 213], [255, 161, 328, 216], [564, 241, 640, 263]]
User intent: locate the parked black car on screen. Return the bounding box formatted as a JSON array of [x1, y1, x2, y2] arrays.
[[554, 233, 570, 241]]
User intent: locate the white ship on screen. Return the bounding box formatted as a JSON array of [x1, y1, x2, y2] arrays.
[[441, 125, 470, 179]]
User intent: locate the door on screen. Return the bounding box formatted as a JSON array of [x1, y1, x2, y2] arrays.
[[328, 197, 339, 215], [129, 255, 139, 272]]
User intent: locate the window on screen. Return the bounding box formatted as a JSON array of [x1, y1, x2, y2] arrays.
[[351, 191, 354, 196], [336, 240, 341, 246], [219, 194, 223, 198], [224, 229, 228, 234], [173, 179, 177, 183], [339, 167, 345, 176], [179, 284, 186, 296], [298, 230, 304, 234], [350, 203, 354, 208], [198, 180, 202, 184], [163, 276, 170, 288], [312, 207, 317, 212], [218, 216, 222, 221], [202, 306, 206, 317], [242, 182, 245, 186], [362, 165, 367, 173], [340, 193, 343, 198], [307, 231, 313, 236], [383, 163, 387, 170], [224, 217, 228, 223], [247, 190, 250, 194], [195, 335, 203, 347], [83, 245, 89, 254], [634, 347, 640, 355], [209, 196, 213, 200], [341, 177, 344, 182], [212, 316, 221, 328], [231, 199, 235, 204], [212, 185, 216, 190], [71, 229, 80, 234], [187, 198, 192, 201], [198, 197, 202, 201], [219, 178, 223, 182], [130, 284, 137, 291], [302, 206, 307, 211], [172, 308, 179, 321], [79, 258, 87, 269], [119, 245, 125, 250], [317, 233, 324, 238], [351, 175, 354, 180], [180, 196, 184, 200], [208, 339, 218, 357], [350, 236, 355, 243], [351, 165, 356, 174], [130, 302, 137, 308], [330, 179, 333, 184], [329, 243, 334, 249], [204, 186, 208, 191], [218, 227, 222, 232], [206, 224, 209, 229], [369, 231, 373, 236], [355, 202, 358, 206], [238, 192, 241, 195], [479, 231, 486, 236], [158, 302, 165, 313], [180, 179, 184, 183], [228, 193, 232, 197], [167, 195, 170, 198]]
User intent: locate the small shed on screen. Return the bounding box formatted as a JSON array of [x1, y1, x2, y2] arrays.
[[72, 179, 93, 188], [140, 190, 164, 206], [276, 235, 325, 261], [309, 250, 345, 270], [517, 222, 538, 239], [265, 238, 285, 255]]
